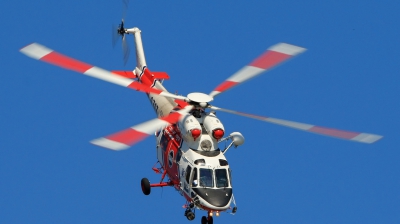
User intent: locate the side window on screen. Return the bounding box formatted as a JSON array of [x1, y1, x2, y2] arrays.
[[185, 166, 192, 183], [160, 133, 168, 151], [168, 150, 174, 168], [192, 168, 198, 187], [176, 150, 182, 163], [229, 169, 232, 186]]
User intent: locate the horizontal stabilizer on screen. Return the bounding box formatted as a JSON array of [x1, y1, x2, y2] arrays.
[[151, 71, 170, 80], [111, 70, 169, 80]]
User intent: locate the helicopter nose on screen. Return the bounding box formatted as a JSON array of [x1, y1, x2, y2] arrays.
[[193, 188, 232, 207]]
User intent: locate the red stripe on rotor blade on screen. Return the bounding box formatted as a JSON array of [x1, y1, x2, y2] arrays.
[[127, 82, 163, 94], [111, 71, 136, 78], [40, 51, 92, 73], [174, 99, 190, 107], [236, 111, 267, 120], [214, 81, 238, 92], [308, 126, 360, 139], [250, 51, 291, 70], [107, 128, 148, 145], [160, 112, 183, 124]]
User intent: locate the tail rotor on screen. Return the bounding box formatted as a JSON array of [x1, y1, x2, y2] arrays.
[[112, 1, 131, 65]]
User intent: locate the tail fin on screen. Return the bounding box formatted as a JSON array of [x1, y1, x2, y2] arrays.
[[125, 27, 171, 85], [126, 27, 146, 72]]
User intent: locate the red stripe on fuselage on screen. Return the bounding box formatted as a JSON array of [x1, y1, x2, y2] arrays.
[[250, 50, 291, 70], [308, 126, 360, 139], [107, 128, 148, 145], [41, 51, 92, 73]]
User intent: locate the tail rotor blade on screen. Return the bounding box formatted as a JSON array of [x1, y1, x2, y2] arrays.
[[209, 106, 383, 144], [112, 24, 119, 47], [112, 0, 130, 64], [122, 35, 130, 65], [122, 0, 129, 21]]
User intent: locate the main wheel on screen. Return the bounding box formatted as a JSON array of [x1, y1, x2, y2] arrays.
[[208, 216, 213, 224], [201, 216, 208, 224], [141, 178, 151, 195]]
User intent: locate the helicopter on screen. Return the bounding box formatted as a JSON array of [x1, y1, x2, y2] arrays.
[[20, 21, 382, 224]]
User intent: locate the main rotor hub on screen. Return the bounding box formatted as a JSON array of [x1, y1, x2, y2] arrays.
[[187, 92, 213, 107]]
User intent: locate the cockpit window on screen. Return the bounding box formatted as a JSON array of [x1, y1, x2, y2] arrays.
[[194, 159, 205, 165], [219, 159, 228, 166], [199, 168, 214, 188], [215, 169, 229, 188]]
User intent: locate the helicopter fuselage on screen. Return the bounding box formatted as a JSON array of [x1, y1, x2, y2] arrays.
[[140, 68, 235, 213], [154, 114, 234, 212]]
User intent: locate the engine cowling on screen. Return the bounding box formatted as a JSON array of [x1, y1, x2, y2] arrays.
[[178, 114, 202, 141], [203, 113, 225, 140]]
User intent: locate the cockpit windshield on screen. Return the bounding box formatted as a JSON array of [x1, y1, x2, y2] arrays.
[[199, 168, 214, 187], [215, 169, 229, 188]]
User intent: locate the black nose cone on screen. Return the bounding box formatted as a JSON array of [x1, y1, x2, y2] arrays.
[[193, 188, 232, 207]]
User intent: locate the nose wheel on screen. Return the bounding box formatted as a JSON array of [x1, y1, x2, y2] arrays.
[[201, 216, 213, 224]]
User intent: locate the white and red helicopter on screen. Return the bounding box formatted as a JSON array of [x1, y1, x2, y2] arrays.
[[20, 21, 382, 224]]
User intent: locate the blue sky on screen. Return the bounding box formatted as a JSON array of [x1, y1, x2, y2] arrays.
[[1, 0, 400, 223]]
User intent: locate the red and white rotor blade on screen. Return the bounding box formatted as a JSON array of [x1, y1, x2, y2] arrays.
[[210, 43, 306, 97], [91, 106, 193, 150], [20, 43, 186, 101], [209, 106, 383, 143]]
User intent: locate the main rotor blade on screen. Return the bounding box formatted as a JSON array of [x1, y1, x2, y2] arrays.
[[20, 43, 186, 101], [210, 43, 306, 98], [209, 106, 383, 144], [91, 105, 193, 150]]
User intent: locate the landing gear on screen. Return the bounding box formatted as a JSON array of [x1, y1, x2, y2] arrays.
[[201, 216, 213, 224], [184, 209, 195, 221], [141, 178, 151, 195]]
